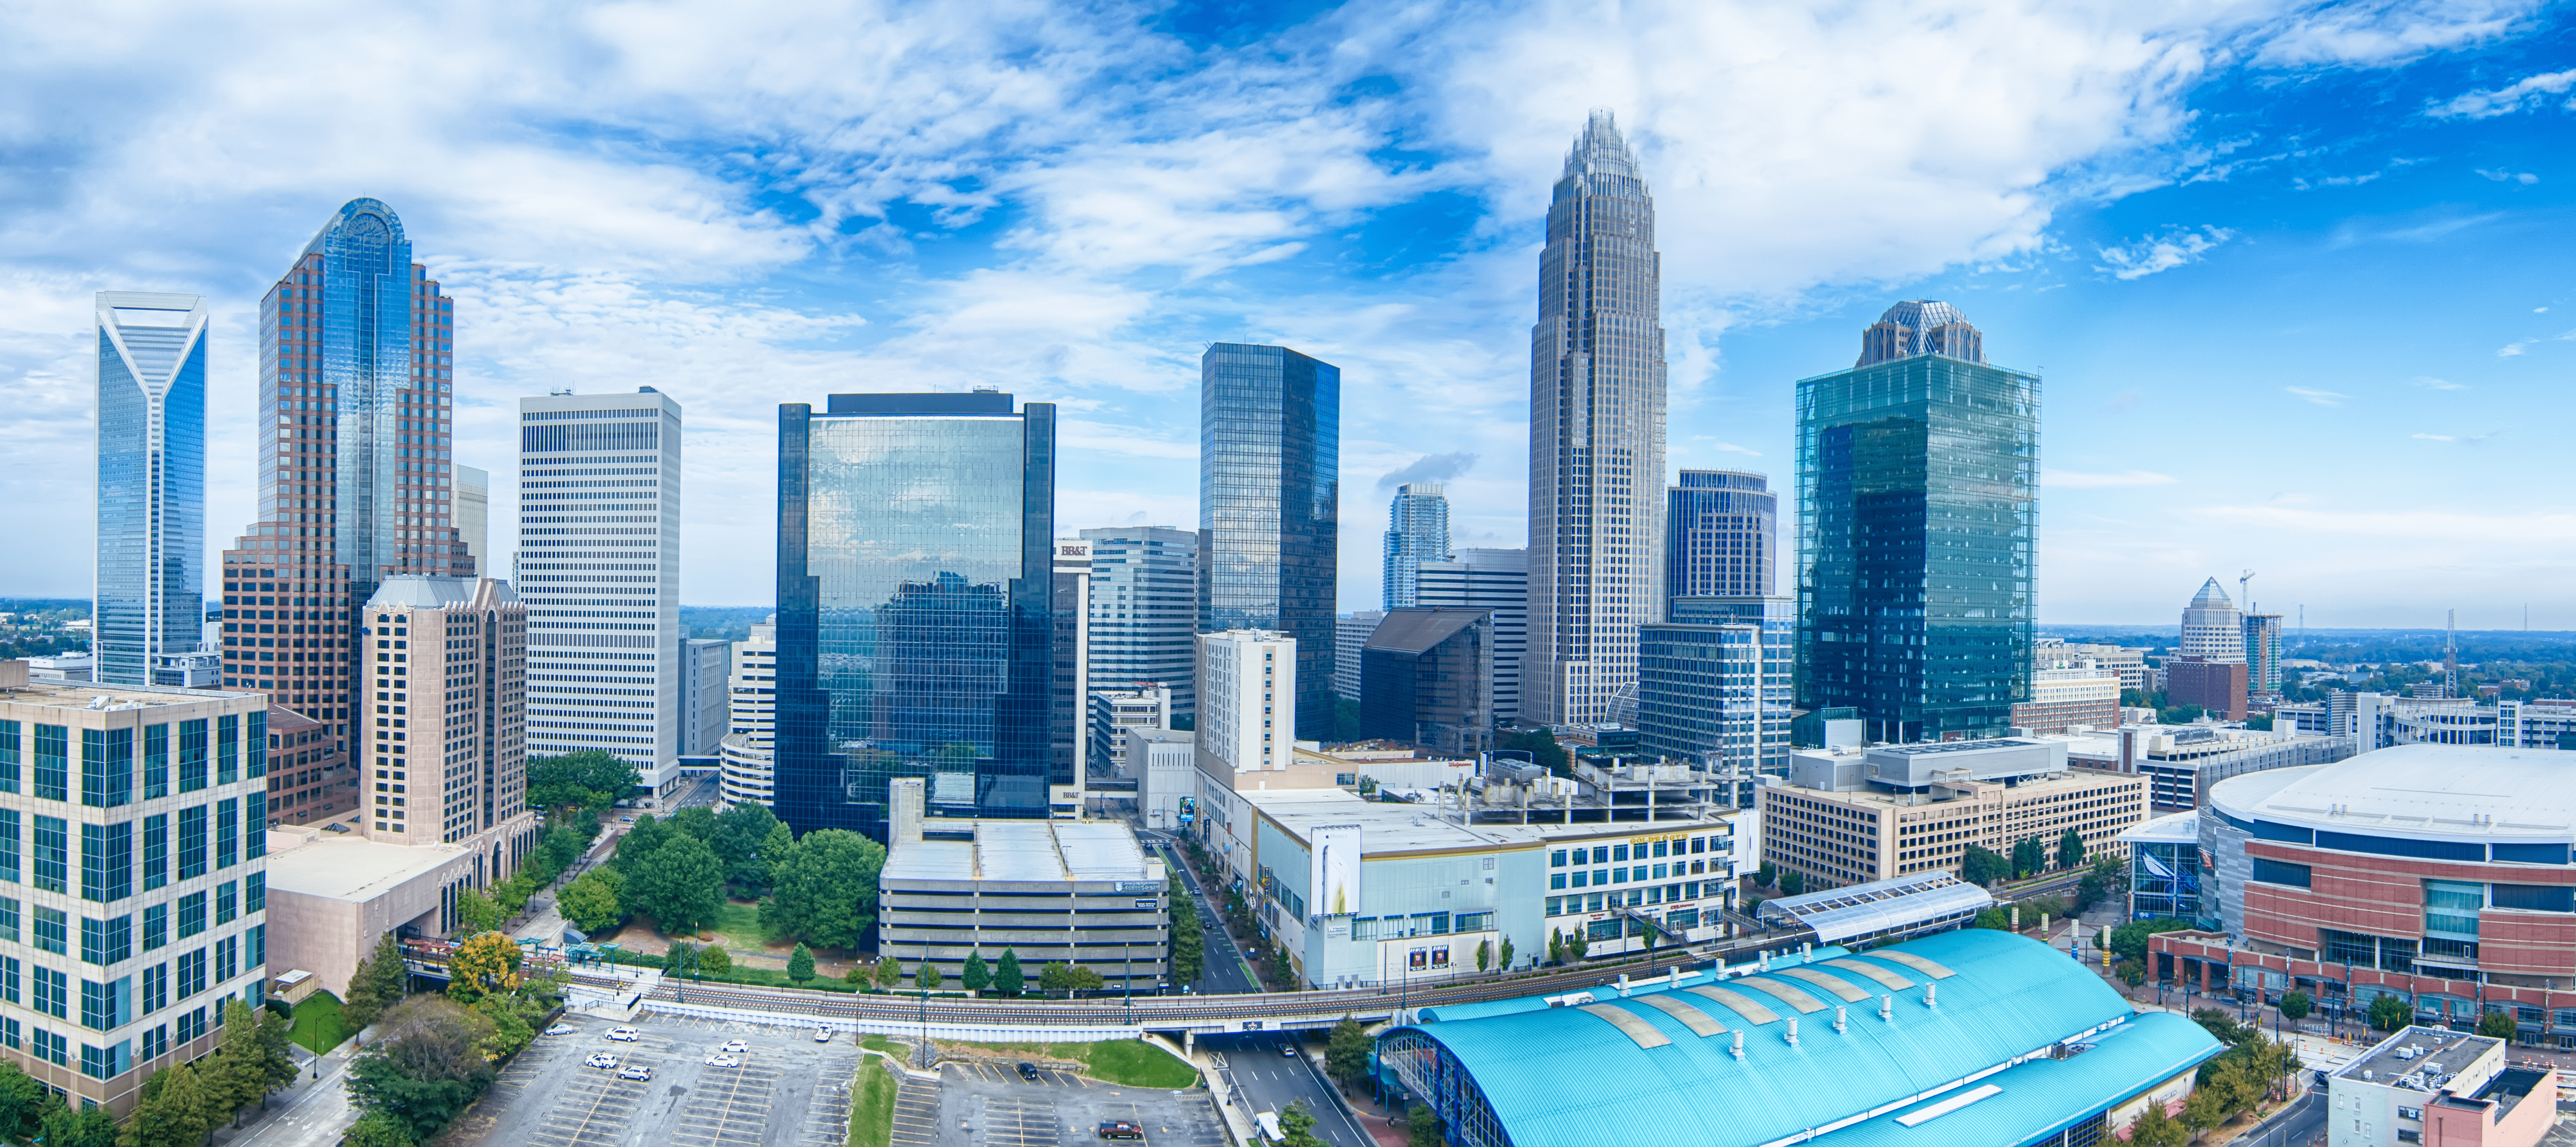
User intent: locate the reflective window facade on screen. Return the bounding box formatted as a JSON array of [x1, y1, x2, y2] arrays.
[[775, 394, 1056, 840], [1199, 344, 1338, 742], [1528, 110, 1667, 727], [1380, 483, 1450, 610], [1795, 304, 2037, 742], [1664, 469, 1774, 603], [94, 294, 208, 687]]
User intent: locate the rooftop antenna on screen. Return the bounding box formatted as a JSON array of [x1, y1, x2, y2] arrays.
[[2445, 610, 2457, 698]]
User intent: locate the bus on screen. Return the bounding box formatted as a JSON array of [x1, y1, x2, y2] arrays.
[[1253, 1111, 1285, 1144]]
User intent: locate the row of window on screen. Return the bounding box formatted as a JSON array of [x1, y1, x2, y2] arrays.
[[1550, 859, 1714, 889], [1547, 884, 1708, 916], [0, 877, 261, 966], [1549, 835, 1720, 867], [0, 802, 262, 901], [0, 718, 266, 807]]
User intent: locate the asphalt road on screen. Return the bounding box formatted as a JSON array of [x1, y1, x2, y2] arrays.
[[1151, 835, 1261, 996], [1203, 1032, 1374, 1147]]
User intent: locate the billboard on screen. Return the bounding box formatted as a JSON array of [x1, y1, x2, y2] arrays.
[[1309, 823, 1363, 919]]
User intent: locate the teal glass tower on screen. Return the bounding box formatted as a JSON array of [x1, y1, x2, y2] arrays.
[[94, 292, 210, 686], [1795, 301, 2037, 742]]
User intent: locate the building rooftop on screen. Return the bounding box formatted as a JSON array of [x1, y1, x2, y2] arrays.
[[2334, 1025, 2500, 1087], [1756, 870, 1994, 943], [2120, 809, 2200, 845], [1234, 787, 1737, 855], [2210, 745, 2576, 841], [0, 671, 257, 713], [883, 819, 1163, 885], [263, 828, 474, 902], [365, 575, 516, 610], [1364, 609, 1488, 655]]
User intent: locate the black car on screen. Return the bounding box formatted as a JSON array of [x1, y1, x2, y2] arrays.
[[1017, 1062, 1042, 1081], [1098, 1120, 1144, 1140]]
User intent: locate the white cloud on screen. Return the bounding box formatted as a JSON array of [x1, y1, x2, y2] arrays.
[[2412, 432, 2496, 444], [2285, 386, 2349, 406], [2428, 67, 2576, 118], [2096, 226, 2236, 279], [2476, 167, 2542, 184], [2044, 469, 2180, 488], [2251, 0, 2543, 68], [1713, 442, 1762, 457], [2498, 328, 2576, 357], [2412, 377, 2466, 390]]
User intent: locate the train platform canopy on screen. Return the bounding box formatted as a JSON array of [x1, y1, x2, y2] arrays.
[[1754, 870, 1993, 944], [1415, 945, 1852, 1025], [1376, 929, 2223, 1147]]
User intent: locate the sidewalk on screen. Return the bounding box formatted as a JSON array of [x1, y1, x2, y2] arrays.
[[208, 1034, 365, 1147]]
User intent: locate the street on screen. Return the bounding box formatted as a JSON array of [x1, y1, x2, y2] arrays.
[[1204, 1033, 1375, 1147], [1149, 833, 1262, 996]]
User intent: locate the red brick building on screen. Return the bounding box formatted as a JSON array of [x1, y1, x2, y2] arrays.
[[2164, 656, 2248, 720]]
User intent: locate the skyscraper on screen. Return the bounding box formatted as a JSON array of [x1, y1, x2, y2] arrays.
[[94, 292, 208, 687], [1080, 526, 1198, 719], [773, 392, 1058, 839], [515, 389, 683, 796], [1199, 343, 1338, 742], [1795, 301, 2036, 742], [454, 464, 489, 573], [1527, 110, 1667, 727], [221, 198, 468, 741], [717, 617, 776, 810], [2244, 612, 2285, 700], [1666, 470, 1775, 602], [356, 576, 530, 845], [1416, 548, 1528, 726], [2180, 578, 2245, 661], [1049, 537, 1092, 810], [1380, 482, 1451, 609]]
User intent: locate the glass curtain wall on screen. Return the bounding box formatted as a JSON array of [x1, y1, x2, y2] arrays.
[[94, 294, 208, 686], [1198, 343, 1338, 742]]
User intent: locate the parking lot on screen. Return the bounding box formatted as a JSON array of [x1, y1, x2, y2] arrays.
[[924, 1058, 1229, 1147], [463, 1013, 862, 1147]]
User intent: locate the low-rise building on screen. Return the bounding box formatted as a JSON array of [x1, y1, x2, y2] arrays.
[[2010, 666, 2120, 734], [1761, 739, 2150, 890], [2326, 1025, 2558, 1147], [2116, 724, 2351, 810], [260, 824, 503, 1000], [1088, 684, 1173, 779], [2166, 656, 2249, 721], [1126, 727, 1196, 833], [876, 778, 1167, 991]]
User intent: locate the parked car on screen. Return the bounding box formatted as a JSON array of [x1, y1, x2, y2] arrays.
[[585, 1053, 619, 1069], [605, 1027, 640, 1042], [703, 1055, 742, 1068], [545, 1024, 576, 1036], [618, 1064, 653, 1081], [815, 1027, 835, 1043], [1016, 1062, 1041, 1081], [719, 1040, 749, 1053], [1097, 1120, 1145, 1140]]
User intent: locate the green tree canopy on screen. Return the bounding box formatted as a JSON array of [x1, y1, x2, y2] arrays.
[[615, 813, 671, 872], [1324, 1017, 1371, 1085], [710, 802, 785, 892], [915, 961, 943, 991], [788, 943, 816, 984], [2278, 990, 2312, 1021], [1960, 844, 2009, 885], [2477, 1010, 2518, 1039], [2368, 993, 2412, 1032], [121, 1064, 212, 1147], [1495, 729, 1569, 776], [343, 932, 410, 1033], [759, 828, 887, 950], [0, 1061, 44, 1144], [995, 948, 1025, 996], [961, 951, 990, 993], [451, 885, 503, 938], [35, 1103, 113, 1147], [2010, 836, 2047, 879], [560, 867, 625, 935], [2108, 917, 2198, 964], [345, 996, 497, 1141], [2056, 828, 2086, 870], [525, 749, 640, 819], [626, 832, 724, 934]]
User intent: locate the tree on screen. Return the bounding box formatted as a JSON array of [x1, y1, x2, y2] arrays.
[[2057, 828, 2086, 871], [525, 749, 639, 819], [1497, 936, 1514, 971], [237, 1002, 302, 1108], [1475, 939, 1492, 972], [626, 832, 724, 933], [1972, 908, 2011, 931], [1495, 728, 1569, 776], [341, 1112, 417, 1147], [1403, 1103, 1444, 1147], [709, 802, 784, 893], [2367, 993, 2412, 1032], [1325, 1017, 1371, 1086], [559, 868, 625, 934], [961, 951, 990, 993], [120, 1064, 212, 1147], [346, 996, 498, 1141], [541, 825, 586, 874], [0, 1060, 44, 1144], [344, 933, 410, 1034], [995, 949, 1026, 997], [788, 943, 816, 985], [664, 940, 698, 975], [1566, 928, 1590, 961], [1960, 844, 2009, 886], [615, 814, 671, 872], [2278, 991, 2312, 1021], [1038, 962, 1103, 996], [2477, 1010, 2519, 1039], [915, 961, 944, 991], [2182, 1084, 2230, 1141], [2109, 918, 2197, 964], [1778, 869, 1805, 896], [1757, 860, 1778, 889], [2118, 959, 2147, 987], [2127, 1099, 2188, 1147], [1547, 928, 1564, 966], [759, 828, 888, 950], [2011, 836, 2047, 880], [699, 945, 733, 977], [873, 957, 904, 990], [668, 805, 718, 844], [2191, 1008, 2247, 1047], [445, 932, 523, 1002], [1166, 878, 1204, 985], [1331, 696, 1362, 742], [36, 1103, 113, 1147], [450, 885, 503, 938], [1278, 1101, 1325, 1147]]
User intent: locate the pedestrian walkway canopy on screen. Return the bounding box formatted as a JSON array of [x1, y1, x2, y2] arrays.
[[1756, 870, 1991, 944]]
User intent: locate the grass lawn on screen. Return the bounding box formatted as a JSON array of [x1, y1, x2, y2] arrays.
[[957, 1039, 1199, 1089], [699, 899, 771, 947], [288, 991, 351, 1055], [846, 1062, 898, 1147], [859, 1034, 910, 1058]]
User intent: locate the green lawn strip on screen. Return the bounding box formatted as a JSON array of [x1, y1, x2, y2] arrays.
[[859, 1035, 910, 1058], [846, 1061, 898, 1147], [288, 991, 350, 1055], [951, 1039, 1198, 1088]]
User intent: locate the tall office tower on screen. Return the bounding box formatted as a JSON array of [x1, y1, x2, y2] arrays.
[[516, 389, 683, 797], [774, 392, 1058, 839], [220, 198, 468, 742], [1199, 343, 1338, 742], [678, 637, 730, 758], [1049, 537, 1092, 812], [1196, 629, 1293, 774], [1642, 595, 1793, 805], [2180, 578, 2245, 661], [1527, 110, 1668, 727], [717, 618, 776, 810], [1380, 482, 1451, 609], [0, 668, 273, 1113], [2243, 612, 2285, 700], [94, 292, 208, 687], [1795, 301, 2036, 743], [1417, 547, 1528, 726], [1333, 611, 1384, 701], [356, 577, 531, 848], [1666, 470, 1775, 601], [1079, 526, 1198, 719], [454, 464, 489, 573]]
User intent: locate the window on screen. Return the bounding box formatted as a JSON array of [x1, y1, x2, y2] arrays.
[[244, 873, 264, 915], [0, 897, 14, 943], [2252, 859, 2311, 888], [1546, 896, 1562, 916], [1612, 845, 1629, 862], [246, 925, 264, 968], [80, 727, 133, 808], [245, 710, 265, 779], [2492, 842, 2571, 865], [32, 907, 66, 954], [142, 904, 166, 952], [1550, 850, 1566, 868], [2320, 830, 2483, 863], [139, 1024, 164, 1060], [0, 809, 16, 884], [79, 977, 129, 1032], [142, 814, 167, 890], [216, 715, 239, 785], [1652, 840, 1668, 858], [1570, 870, 1588, 888], [32, 967, 68, 1018], [1454, 912, 1492, 933], [142, 964, 167, 1013], [0, 957, 16, 1004], [32, 724, 67, 802], [0, 720, 17, 792], [245, 795, 266, 859], [80, 1039, 127, 1080], [29, 816, 65, 894], [80, 821, 132, 903], [31, 1028, 67, 1066], [2491, 884, 2576, 913], [177, 807, 207, 879], [215, 882, 237, 926], [177, 893, 205, 939], [80, 916, 130, 966], [177, 950, 205, 998], [142, 723, 168, 800], [216, 800, 238, 869], [215, 937, 237, 982], [2425, 880, 2484, 937], [179, 719, 207, 792], [1612, 867, 1628, 884], [1550, 873, 1566, 890], [1591, 847, 1608, 864]]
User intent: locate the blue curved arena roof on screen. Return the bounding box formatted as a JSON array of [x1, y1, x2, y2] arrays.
[[1382, 929, 2222, 1147]]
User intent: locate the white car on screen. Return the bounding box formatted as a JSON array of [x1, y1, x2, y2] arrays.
[[618, 1064, 654, 1081], [703, 1055, 742, 1068], [585, 1053, 619, 1069], [605, 1027, 640, 1042], [718, 1040, 749, 1054], [545, 1024, 576, 1036], [814, 1027, 834, 1043]]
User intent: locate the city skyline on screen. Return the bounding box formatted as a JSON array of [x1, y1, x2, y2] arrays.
[[8, 4, 2576, 627]]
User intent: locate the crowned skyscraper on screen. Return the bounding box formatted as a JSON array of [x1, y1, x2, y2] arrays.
[[1527, 110, 1667, 727], [94, 292, 209, 686]]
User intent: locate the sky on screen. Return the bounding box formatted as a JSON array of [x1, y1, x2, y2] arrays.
[[4, 0, 2573, 627]]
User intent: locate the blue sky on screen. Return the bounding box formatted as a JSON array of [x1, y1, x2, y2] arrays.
[[3, 0, 2571, 626]]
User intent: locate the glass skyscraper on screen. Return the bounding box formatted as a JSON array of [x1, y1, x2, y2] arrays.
[[1198, 344, 1338, 742], [773, 393, 1058, 840], [1380, 482, 1450, 610], [1795, 301, 2037, 742], [1527, 110, 1667, 727], [220, 198, 469, 748], [1081, 526, 1198, 719], [1638, 595, 1793, 806], [94, 292, 208, 687], [1666, 470, 1775, 602]]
